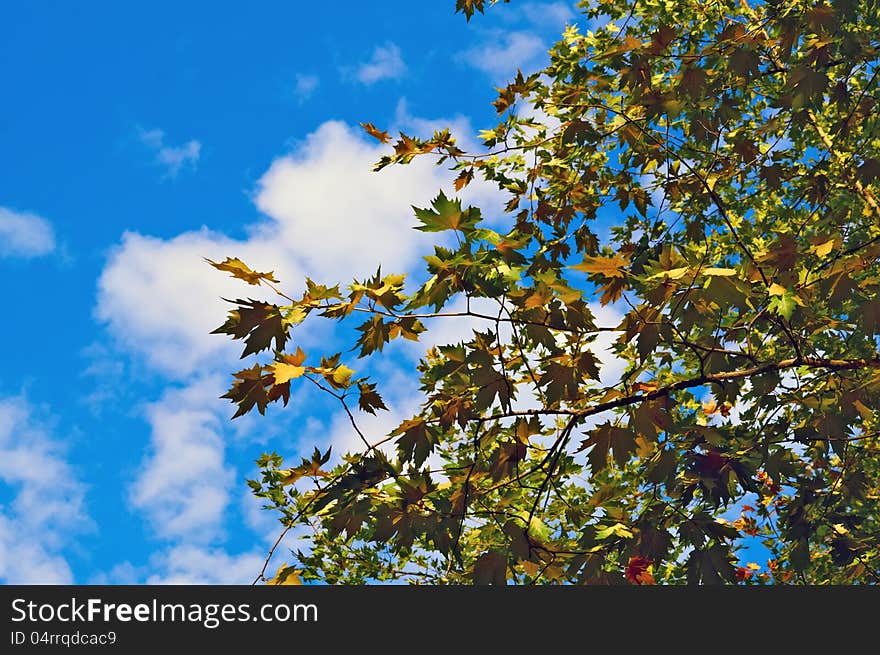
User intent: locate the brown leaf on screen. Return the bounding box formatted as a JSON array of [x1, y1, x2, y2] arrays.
[[454, 168, 475, 191], [360, 122, 390, 143], [206, 257, 279, 286], [473, 550, 507, 585]]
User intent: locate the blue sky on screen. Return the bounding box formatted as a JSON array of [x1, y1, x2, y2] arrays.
[[0, 0, 586, 583]]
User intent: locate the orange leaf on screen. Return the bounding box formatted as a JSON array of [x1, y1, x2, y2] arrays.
[[454, 167, 474, 191]]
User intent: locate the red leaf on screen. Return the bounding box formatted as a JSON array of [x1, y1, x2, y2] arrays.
[[625, 556, 656, 585]]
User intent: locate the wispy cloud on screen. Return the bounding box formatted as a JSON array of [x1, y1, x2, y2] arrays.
[[129, 376, 231, 542], [354, 42, 406, 84], [459, 31, 545, 80], [293, 73, 319, 104], [0, 207, 56, 259], [0, 395, 90, 583], [519, 1, 575, 26], [138, 127, 201, 178], [144, 545, 264, 584], [94, 547, 264, 584]]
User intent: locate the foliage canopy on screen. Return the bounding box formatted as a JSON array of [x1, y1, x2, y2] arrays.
[[211, 0, 880, 584]]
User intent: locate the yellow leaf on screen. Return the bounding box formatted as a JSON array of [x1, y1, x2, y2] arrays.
[[768, 283, 787, 296], [571, 253, 629, 278], [268, 565, 302, 585], [811, 239, 835, 258], [282, 306, 308, 326], [701, 267, 737, 276], [272, 362, 305, 385], [647, 267, 690, 280], [278, 468, 303, 486], [331, 364, 355, 387], [206, 257, 279, 286]]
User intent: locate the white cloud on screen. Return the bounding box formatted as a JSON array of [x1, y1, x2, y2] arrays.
[[241, 482, 278, 535], [0, 207, 56, 259], [138, 127, 201, 177], [145, 545, 264, 584], [294, 73, 319, 103], [129, 376, 231, 542], [91, 560, 143, 585], [93, 546, 266, 585], [96, 228, 292, 378], [459, 31, 546, 80], [354, 42, 406, 84], [520, 2, 575, 26], [0, 395, 89, 583], [254, 121, 453, 280]]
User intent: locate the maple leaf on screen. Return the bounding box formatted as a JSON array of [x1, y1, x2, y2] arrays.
[[598, 277, 627, 305], [679, 66, 707, 98], [271, 362, 305, 385], [360, 121, 390, 143], [758, 234, 799, 271], [571, 253, 629, 278], [393, 418, 433, 466], [323, 364, 354, 390], [859, 299, 880, 335], [649, 25, 676, 53], [598, 34, 643, 59], [809, 239, 835, 258], [212, 299, 288, 358], [577, 423, 638, 473], [473, 550, 507, 585], [625, 556, 656, 585], [267, 565, 302, 585], [768, 286, 802, 320], [454, 167, 474, 191], [358, 381, 388, 415], [206, 257, 280, 286], [222, 365, 272, 419], [355, 315, 392, 357], [412, 191, 482, 233]]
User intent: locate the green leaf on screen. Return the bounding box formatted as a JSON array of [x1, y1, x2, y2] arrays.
[[212, 299, 288, 358], [413, 191, 482, 233], [357, 382, 388, 415], [577, 424, 638, 474]]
